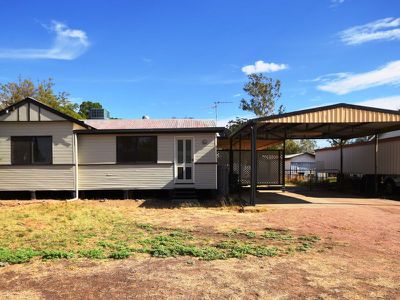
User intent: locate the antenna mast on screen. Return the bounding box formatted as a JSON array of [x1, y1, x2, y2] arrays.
[[211, 101, 232, 123]]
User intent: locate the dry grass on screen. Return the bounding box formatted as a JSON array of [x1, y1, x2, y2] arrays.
[[0, 200, 320, 263], [0, 198, 399, 299]]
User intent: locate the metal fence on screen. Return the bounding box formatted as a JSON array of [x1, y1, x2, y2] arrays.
[[217, 150, 284, 189]]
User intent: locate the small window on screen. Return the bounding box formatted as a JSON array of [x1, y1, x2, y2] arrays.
[[117, 136, 157, 163], [11, 136, 52, 165]]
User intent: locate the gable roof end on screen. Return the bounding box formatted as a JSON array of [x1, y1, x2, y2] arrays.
[[0, 97, 91, 129]]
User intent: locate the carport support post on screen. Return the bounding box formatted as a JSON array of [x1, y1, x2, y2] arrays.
[[282, 137, 286, 192], [374, 134, 379, 196], [250, 124, 257, 206], [229, 137, 234, 194], [339, 139, 344, 191], [238, 134, 242, 200]]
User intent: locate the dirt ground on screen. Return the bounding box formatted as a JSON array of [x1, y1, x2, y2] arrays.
[[0, 190, 399, 299]]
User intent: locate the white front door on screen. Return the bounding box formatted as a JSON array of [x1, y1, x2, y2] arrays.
[[175, 138, 194, 183]]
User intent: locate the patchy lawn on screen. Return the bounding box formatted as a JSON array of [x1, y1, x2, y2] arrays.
[[0, 198, 399, 299], [0, 200, 321, 262]]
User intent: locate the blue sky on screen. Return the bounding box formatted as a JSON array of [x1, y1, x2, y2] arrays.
[[1, 0, 400, 125]]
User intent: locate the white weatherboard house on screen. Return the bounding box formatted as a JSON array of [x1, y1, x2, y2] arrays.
[[0, 98, 223, 198], [285, 152, 315, 174]]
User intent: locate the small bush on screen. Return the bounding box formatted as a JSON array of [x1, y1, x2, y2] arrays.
[[41, 250, 74, 260], [262, 230, 293, 241], [108, 248, 131, 259], [78, 249, 104, 259], [0, 248, 39, 264], [298, 235, 320, 243], [136, 223, 154, 231], [97, 241, 114, 248], [245, 231, 256, 239], [296, 242, 313, 252]]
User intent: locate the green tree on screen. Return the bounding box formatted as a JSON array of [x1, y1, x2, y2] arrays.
[[79, 101, 103, 119], [328, 139, 348, 147], [284, 140, 301, 154], [0, 77, 82, 119], [240, 73, 281, 117], [298, 139, 317, 153], [284, 139, 316, 155], [226, 117, 248, 134]]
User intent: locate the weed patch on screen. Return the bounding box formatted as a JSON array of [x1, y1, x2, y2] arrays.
[[78, 249, 105, 259], [0, 202, 322, 264], [41, 250, 74, 260], [0, 248, 39, 264]]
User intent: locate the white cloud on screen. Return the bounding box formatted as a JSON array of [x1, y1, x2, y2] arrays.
[[142, 57, 152, 63], [356, 95, 400, 110], [233, 93, 241, 98], [316, 60, 400, 95], [331, 0, 345, 7], [340, 17, 400, 45], [241, 60, 288, 75], [0, 21, 90, 60]]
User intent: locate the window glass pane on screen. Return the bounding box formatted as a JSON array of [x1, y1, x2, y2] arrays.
[[177, 167, 184, 179], [136, 137, 157, 163], [185, 167, 192, 180], [177, 140, 183, 163], [185, 140, 192, 163], [11, 137, 31, 164], [117, 136, 157, 163], [33, 137, 52, 164], [117, 136, 136, 163]]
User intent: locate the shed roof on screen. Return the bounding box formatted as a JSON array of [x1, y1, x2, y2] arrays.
[[285, 152, 315, 159]]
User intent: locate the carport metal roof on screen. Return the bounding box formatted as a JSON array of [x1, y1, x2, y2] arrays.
[[230, 103, 400, 140], [227, 103, 400, 205]]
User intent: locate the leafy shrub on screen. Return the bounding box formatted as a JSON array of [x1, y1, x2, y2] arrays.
[[296, 242, 313, 252], [136, 223, 154, 231], [78, 249, 104, 259], [262, 230, 293, 241], [245, 231, 256, 238], [97, 241, 114, 248], [41, 250, 74, 260], [298, 235, 320, 243], [108, 248, 131, 259], [0, 248, 39, 264]]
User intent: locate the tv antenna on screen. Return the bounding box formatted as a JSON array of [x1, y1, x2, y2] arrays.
[[210, 101, 232, 123]]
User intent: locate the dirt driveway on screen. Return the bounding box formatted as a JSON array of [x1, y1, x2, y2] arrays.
[[0, 191, 399, 299]]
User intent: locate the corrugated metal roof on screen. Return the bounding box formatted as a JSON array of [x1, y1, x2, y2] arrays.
[[285, 152, 315, 159], [84, 119, 216, 130]]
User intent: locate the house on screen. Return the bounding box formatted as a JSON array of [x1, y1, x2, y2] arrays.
[[285, 152, 315, 175], [0, 97, 224, 198]]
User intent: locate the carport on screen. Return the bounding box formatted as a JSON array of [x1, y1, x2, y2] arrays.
[[228, 103, 400, 205]]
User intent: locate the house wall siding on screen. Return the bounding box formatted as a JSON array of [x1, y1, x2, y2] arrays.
[[0, 121, 74, 165], [194, 164, 217, 189], [77, 133, 217, 189], [0, 165, 74, 191], [285, 154, 315, 170], [78, 164, 174, 190], [0, 121, 75, 191]]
